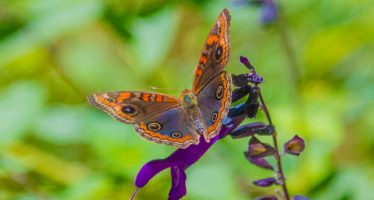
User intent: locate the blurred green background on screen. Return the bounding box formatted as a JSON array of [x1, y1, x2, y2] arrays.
[[0, 0, 373, 199]]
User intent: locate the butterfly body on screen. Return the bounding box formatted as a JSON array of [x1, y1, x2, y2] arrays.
[[88, 9, 232, 149], [180, 90, 209, 142]]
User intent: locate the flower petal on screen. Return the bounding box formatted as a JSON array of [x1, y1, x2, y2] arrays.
[[248, 136, 275, 158], [231, 122, 267, 138], [232, 74, 251, 87], [168, 165, 187, 200], [256, 125, 274, 135], [134, 115, 246, 199], [239, 56, 254, 70], [244, 89, 259, 118], [253, 177, 277, 187], [245, 153, 274, 170], [232, 85, 252, 102], [230, 86, 259, 119], [135, 159, 172, 188], [228, 102, 246, 118], [284, 135, 305, 156]]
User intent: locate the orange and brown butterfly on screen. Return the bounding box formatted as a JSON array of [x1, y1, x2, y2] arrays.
[[88, 8, 232, 149]]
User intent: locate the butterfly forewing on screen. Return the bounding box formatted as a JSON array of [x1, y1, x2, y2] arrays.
[[193, 8, 231, 94], [87, 91, 181, 124]]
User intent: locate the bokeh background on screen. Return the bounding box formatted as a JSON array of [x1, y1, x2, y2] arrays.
[[0, 0, 373, 199]]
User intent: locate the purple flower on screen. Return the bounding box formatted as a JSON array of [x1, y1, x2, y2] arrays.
[[133, 114, 246, 200], [234, 0, 278, 25], [233, 56, 264, 86], [232, 85, 252, 102], [260, 0, 278, 25], [231, 122, 268, 138], [247, 136, 275, 158], [245, 155, 274, 170], [284, 135, 305, 156]]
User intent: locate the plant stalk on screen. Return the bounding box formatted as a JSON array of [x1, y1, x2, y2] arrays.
[[257, 88, 290, 200]]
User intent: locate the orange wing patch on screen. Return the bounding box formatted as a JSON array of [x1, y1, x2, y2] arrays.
[[199, 55, 207, 64], [118, 92, 131, 102], [142, 93, 151, 102], [207, 35, 219, 45], [196, 68, 203, 76], [155, 94, 163, 102]]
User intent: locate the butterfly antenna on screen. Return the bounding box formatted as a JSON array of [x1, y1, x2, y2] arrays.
[[130, 187, 139, 200]]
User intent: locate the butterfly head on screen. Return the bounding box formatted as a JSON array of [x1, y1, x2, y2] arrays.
[[181, 89, 197, 109]]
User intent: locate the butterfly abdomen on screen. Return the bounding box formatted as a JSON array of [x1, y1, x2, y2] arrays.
[[185, 106, 209, 143]]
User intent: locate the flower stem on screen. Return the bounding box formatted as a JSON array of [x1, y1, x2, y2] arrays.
[[257, 88, 290, 200], [130, 187, 139, 200]]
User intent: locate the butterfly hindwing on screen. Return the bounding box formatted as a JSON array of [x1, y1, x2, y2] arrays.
[[134, 106, 199, 149], [197, 71, 232, 138]]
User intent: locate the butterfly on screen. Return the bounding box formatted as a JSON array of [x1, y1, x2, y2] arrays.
[[87, 9, 232, 149]]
